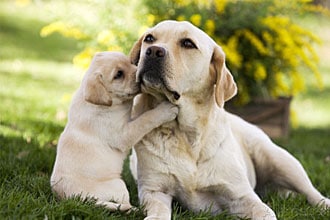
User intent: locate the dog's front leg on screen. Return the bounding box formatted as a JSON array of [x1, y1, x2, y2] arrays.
[[141, 191, 173, 220], [227, 192, 277, 220]]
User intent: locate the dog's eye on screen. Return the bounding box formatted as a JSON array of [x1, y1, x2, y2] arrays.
[[114, 70, 124, 80], [144, 34, 155, 43], [181, 38, 197, 49]]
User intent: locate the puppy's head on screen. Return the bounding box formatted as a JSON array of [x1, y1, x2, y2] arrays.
[[129, 20, 237, 108], [84, 51, 138, 106]]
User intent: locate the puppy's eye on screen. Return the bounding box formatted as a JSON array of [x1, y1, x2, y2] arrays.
[[144, 34, 155, 43], [181, 38, 197, 49], [114, 70, 124, 80]]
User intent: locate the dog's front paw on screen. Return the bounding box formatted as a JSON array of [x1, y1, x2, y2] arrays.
[[157, 101, 179, 121], [319, 197, 330, 209]]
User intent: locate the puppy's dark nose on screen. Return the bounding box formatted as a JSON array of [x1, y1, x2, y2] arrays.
[[146, 46, 166, 58]]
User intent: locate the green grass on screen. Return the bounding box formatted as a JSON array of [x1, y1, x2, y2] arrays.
[[0, 1, 329, 219]]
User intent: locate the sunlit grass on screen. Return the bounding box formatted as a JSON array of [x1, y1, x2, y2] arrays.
[[0, 58, 82, 146]]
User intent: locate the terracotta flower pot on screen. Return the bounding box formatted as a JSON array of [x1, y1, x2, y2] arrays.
[[226, 97, 292, 138]]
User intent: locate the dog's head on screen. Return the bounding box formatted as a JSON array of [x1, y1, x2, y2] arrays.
[[129, 20, 237, 108], [83, 51, 138, 106]]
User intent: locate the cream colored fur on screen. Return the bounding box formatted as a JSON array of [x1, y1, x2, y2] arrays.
[[129, 20, 330, 219], [50, 51, 178, 211]]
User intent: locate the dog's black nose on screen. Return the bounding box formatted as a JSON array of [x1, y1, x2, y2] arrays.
[[146, 46, 166, 58]]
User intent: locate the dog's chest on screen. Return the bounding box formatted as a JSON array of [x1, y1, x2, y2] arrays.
[[136, 124, 211, 193]]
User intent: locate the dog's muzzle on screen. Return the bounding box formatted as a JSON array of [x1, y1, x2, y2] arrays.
[[138, 46, 166, 86], [146, 45, 166, 58], [138, 46, 180, 101]]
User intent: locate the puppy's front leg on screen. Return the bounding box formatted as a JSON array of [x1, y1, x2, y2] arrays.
[[141, 191, 173, 220], [124, 101, 178, 148]]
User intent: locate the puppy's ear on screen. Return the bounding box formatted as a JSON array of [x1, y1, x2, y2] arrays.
[[211, 45, 237, 108], [129, 35, 144, 65], [84, 71, 112, 106]]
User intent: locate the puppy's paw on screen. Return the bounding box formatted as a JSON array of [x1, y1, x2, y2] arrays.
[[157, 101, 179, 121], [250, 204, 277, 220], [144, 216, 170, 220]]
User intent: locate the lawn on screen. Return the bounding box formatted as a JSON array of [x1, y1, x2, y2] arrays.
[[0, 1, 329, 219]]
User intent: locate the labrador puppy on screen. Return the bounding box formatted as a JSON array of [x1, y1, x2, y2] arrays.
[[129, 20, 330, 219], [50, 51, 178, 211]]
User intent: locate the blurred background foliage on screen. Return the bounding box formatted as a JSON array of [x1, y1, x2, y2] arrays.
[[39, 0, 330, 105]]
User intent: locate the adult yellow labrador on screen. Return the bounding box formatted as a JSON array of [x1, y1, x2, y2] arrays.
[[129, 20, 330, 219]]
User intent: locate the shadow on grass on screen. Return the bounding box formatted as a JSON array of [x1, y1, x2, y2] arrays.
[[276, 127, 330, 158], [0, 133, 55, 178]]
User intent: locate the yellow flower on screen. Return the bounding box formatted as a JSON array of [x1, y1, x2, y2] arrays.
[[262, 31, 273, 45], [97, 30, 114, 46], [221, 36, 242, 68], [240, 29, 268, 55], [272, 72, 290, 97], [73, 47, 97, 69], [147, 14, 156, 26], [174, 0, 191, 7], [65, 26, 87, 40], [214, 0, 227, 13], [263, 16, 290, 29], [291, 71, 305, 95], [177, 15, 186, 21], [15, 0, 31, 7], [304, 42, 320, 63], [61, 93, 73, 104], [190, 14, 202, 26], [40, 21, 64, 37], [205, 19, 215, 35], [40, 21, 87, 40], [314, 70, 324, 90], [281, 47, 298, 67], [303, 3, 330, 16], [254, 63, 267, 81]]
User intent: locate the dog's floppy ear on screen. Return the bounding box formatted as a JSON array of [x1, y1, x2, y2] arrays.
[[129, 35, 144, 65], [84, 71, 112, 106], [211, 45, 237, 108]]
